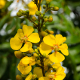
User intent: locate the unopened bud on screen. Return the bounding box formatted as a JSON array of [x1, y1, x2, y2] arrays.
[[17, 12, 22, 17], [19, 9, 23, 12], [14, 51, 23, 59], [40, 14, 44, 18], [40, 31, 48, 37], [32, 16, 37, 21], [43, 5, 46, 9], [48, 16, 53, 22], [44, 18, 48, 22], [46, 29, 54, 34], [53, 7, 59, 11], [35, 11, 41, 16], [35, 49, 38, 53], [33, 53, 38, 57], [32, 74, 37, 79], [43, 25, 45, 27], [16, 75, 23, 80]]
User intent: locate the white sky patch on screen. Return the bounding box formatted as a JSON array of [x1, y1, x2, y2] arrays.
[[0, 23, 7, 36], [70, 12, 75, 19], [61, 62, 69, 74]]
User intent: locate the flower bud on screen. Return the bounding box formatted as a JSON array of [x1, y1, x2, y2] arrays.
[[16, 75, 23, 80], [35, 11, 41, 16], [43, 5, 46, 9], [44, 18, 48, 22], [19, 9, 23, 12], [14, 51, 23, 59], [43, 25, 45, 27], [40, 31, 48, 37], [33, 53, 38, 57], [17, 12, 22, 17], [40, 14, 44, 18], [32, 74, 37, 79], [48, 16, 53, 22], [46, 29, 54, 34], [53, 7, 59, 11], [32, 16, 37, 21]]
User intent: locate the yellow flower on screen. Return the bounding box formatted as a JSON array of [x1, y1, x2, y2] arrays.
[[17, 56, 35, 75], [48, 63, 66, 80], [0, 0, 5, 9], [10, 25, 40, 52], [39, 34, 69, 63], [17, 62, 32, 75], [20, 56, 35, 66], [28, 1, 38, 15]]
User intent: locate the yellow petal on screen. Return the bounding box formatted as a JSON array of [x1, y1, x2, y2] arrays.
[[20, 56, 31, 65], [52, 63, 61, 69], [39, 42, 52, 55], [28, 33, 40, 43], [39, 77, 49, 80], [22, 25, 34, 37], [17, 29, 24, 38], [55, 72, 66, 80], [20, 42, 32, 52], [43, 34, 55, 46], [33, 67, 43, 78], [56, 66, 65, 74], [59, 44, 69, 56], [28, 1, 38, 15], [25, 74, 32, 80], [55, 34, 66, 45], [17, 63, 32, 75], [29, 9, 37, 15], [49, 52, 65, 63], [10, 37, 22, 50]]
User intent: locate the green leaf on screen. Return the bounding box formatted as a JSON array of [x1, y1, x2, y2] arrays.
[[0, 57, 7, 78], [66, 35, 80, 44], [69, 45, 80, 56], [0, 42, 10, 50], [0, 13, 10, 30], [5, 18, 16, 31]]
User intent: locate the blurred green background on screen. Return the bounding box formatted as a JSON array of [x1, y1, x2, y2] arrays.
[[0, 0, 80, 80]]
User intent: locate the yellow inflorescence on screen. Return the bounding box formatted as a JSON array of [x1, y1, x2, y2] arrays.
[[10, 0, 69, 80]]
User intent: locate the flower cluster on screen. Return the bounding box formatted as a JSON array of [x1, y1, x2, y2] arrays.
[[10, 0, 69, 80]]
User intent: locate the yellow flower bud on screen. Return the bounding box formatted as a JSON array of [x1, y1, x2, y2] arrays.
[[43, 5, 46, 9], [32, 74, 37, 79], [53, 6, 59, 11], [32, 16, 37, 21], [35, 11, 41, 16], [17, 12, 22, 17], [46, 29, 54, 34], [48, 16, 53, 22], [14, 51, 23, 59], [44, 18, 48, 22], [40, 31, 48, 37], [16, 75, 23, 80], [33, 53, 38, 57]]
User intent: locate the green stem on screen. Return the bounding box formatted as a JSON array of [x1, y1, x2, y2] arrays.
[[38, 0, 45, 76]]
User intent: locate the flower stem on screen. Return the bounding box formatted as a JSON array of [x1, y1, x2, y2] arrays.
[[38, 0, 45, 76]]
